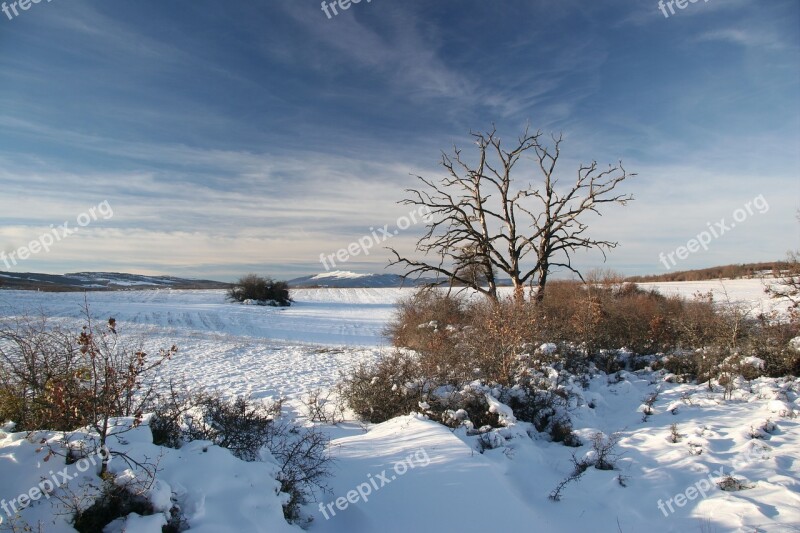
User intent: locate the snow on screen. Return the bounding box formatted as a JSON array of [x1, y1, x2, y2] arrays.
[[538, 342, 558, 355], [485, 393, 517, 426], [312, 416, 553, 532], [311, 271, 370, 280], [147, 480, 173, 513], [743, 356, 766, 370], [0, 280, 798, 532], [105, 512, 167, 533], [638, 279, 792, 315], [791, 336, 800, 351]]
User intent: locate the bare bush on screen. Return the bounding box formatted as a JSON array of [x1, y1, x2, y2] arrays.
[[549, 453, 592, 501], [183, 394, 281, 462], [385, 289, 471, 385], [266, 422, 331, 524], [589, 432, 622, 471], [669, 423, 681, 443], [0, 309, 175, 475], [301, 388, 345, 425]]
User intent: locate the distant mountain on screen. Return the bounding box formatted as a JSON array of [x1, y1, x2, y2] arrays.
[[0, 269, 518, 291], [288, 271, 434, 288], [0, 271, 231, 291], [288, 270, 514, 288]]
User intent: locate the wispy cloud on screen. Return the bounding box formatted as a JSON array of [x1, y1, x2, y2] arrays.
[[695, 28, 790, 50]]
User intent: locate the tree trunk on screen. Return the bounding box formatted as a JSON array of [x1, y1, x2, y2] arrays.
[[512, 278, 525, 303], [535, 263, 549, 303]]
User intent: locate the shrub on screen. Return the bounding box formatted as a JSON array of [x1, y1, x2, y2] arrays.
[[151, 392, 330, 523], [549, 431, 622, 502], [500, 375, 580, 445], [384, 282, 718, 388], [0, 313, 175, 476], [148, 382, 192, 449], [745, 314, 800, 377], [669, 423, 681, 443], [183, 394, 280, 462], [463, 297, 534, 385], [301, 388, 346, 425], [718, 474, 753, 491], [0, 316, 90, 431], [386, 289, 471, 385], [549, 453, 592, 502], [588, 431, 621, 471], [227, 274, 291, 306], [426, 385, 501, 431], [340, 351, 425, 423], [267, 422, 331, 524]]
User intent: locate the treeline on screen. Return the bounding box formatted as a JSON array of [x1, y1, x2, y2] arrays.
[[627, 261, 790, 283]]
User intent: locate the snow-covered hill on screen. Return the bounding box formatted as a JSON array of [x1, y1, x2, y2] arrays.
[[0, 271, 230, 291]]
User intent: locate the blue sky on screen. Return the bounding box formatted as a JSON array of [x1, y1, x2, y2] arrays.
[[0, 0, 798, 281]]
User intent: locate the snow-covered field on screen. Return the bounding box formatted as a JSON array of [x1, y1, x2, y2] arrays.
[[1, 281, 798, 532]]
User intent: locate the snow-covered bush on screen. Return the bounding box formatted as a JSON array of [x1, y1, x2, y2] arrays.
[[385, 289, 472, 384], [501, 375, 581, 446], [425, 384, 501, 432], [340, 350, 427, 423], [72, 473, 176, 533], [149, 393, 331, 523], [227, 274, 291, 306], [718, 474, 754, 491], [744, 316, 800, 377], [183, 394, 281, 462]]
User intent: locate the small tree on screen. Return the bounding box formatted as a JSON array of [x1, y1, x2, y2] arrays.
[[764, 212, 799, 322], [69, 308, 177, 475], [0, 303, 176, 475], [228, 274, 291, 306], [767, 253, 799, 311]]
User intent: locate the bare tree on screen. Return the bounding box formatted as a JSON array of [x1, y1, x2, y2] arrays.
[[388, 126, 634, 301], [765, 211, 800, 311]]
